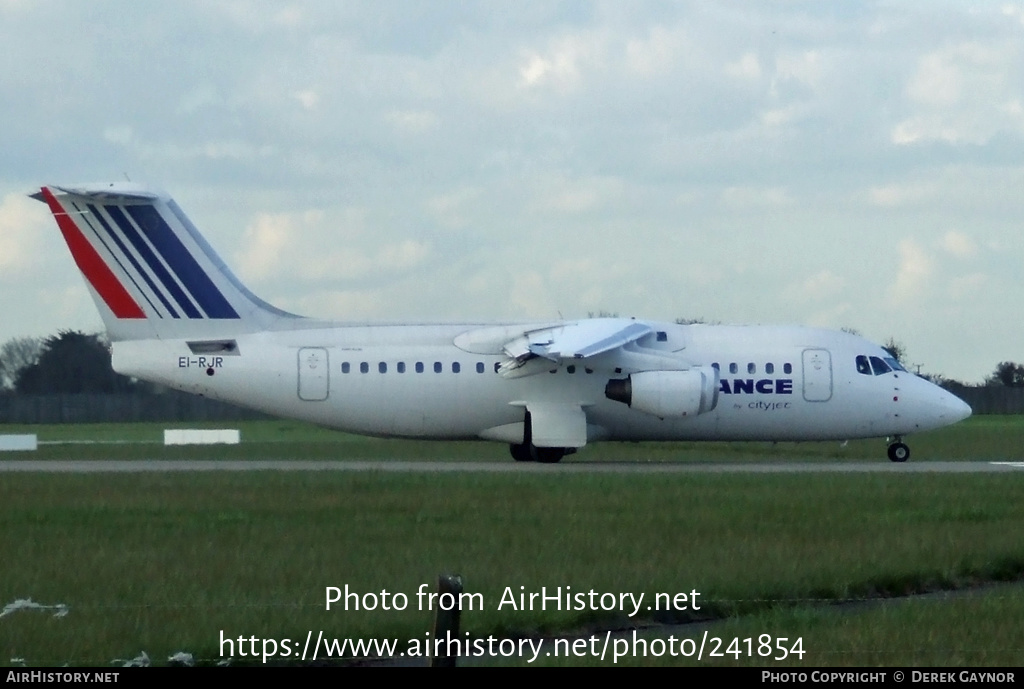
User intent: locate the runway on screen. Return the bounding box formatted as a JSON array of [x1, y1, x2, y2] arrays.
[[1, 460, 1022, 473]]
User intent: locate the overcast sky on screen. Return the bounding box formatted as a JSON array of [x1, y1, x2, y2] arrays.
[[1, 1, 1022, 383]]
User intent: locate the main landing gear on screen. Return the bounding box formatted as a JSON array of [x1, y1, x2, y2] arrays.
[[510, 443, 569, 463], [887, 436, 910, 463], [510, 410, 572, 463]]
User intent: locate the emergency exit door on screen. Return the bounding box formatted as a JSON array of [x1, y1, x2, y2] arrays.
[[298, 347, 329, 401], [802, 348, 832, 402]]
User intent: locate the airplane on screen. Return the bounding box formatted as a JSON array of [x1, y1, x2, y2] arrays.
[[33, 183, 972, 463]]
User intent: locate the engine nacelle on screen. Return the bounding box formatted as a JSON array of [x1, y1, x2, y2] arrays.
[[604, 368, 719, 418]]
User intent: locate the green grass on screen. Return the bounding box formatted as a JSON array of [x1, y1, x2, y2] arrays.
[[2, 467, 1024, 666], [515, 583, 1024, 666], [0, 414, 1022, 461]]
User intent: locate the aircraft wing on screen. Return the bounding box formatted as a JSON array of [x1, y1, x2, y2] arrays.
[[500, 318, 653, 378]]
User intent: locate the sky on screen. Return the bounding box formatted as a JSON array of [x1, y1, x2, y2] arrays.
[[0, 0, 1021, 384]]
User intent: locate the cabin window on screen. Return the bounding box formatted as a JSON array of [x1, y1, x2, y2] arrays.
[[656, 331, 668, 342], [452, 362, 461, 373], [378, 362, 387, 374], [784, 363, 793, 374], [747, 363, 756, 374], [477, 362, 485, 373], [397, 362, 406, 373], [494, 362, 501, 373], [434, 362, 442, 373], [729, 363, 739, 374], [765, 363, 774, 374], [360, 362, 369, 374], [712, 362, 720, 370], [567, 365, 576, 374], [415, 362, 424, 373], [342, 362, 350, 374]]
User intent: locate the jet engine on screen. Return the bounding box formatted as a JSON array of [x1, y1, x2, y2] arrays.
[[604, 368, 719, 418]]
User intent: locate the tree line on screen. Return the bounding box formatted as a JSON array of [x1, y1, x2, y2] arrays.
[[0, 328, 1021, 394], [0, 331, 152, 395]]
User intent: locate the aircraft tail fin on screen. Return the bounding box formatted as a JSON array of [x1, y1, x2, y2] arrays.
[[34, 183, 298, 341]]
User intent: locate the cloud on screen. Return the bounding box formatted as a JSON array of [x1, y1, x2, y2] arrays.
[[785, 270, 846, 302], [892, 42, 1024, 145], [385, 109, 440, 134], [0, 193, 47, 280], [720, 186, 792, 208], [288, 289, 386, 320], [234, 207, 430, 291], [888, 239, 934, 305], [625, 26, 684, 77], [293, 90, 320, 110], [867, 183, 935, 207], [773, 50, 824, 91], [376, 240, 431, 271], [427, 188, 480, 231], [509, 270, 553, 317], [725, 52, 762, 81], [517, 31, 606, 91], [940, 230, 977, 259], [1, 1, 1022, 385], [102, 127, 276, 162], [531, 175, 625, 215], [947, 272, 987, 300], [235, 212, 298, 281]]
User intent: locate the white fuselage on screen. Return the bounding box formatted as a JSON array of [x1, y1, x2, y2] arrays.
[[112, 320, 970, 445], [36, 183, 970, 459]]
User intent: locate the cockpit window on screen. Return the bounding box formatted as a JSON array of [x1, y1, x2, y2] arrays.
[[869, 356, 892, 375], [857, 354, 902, 376]]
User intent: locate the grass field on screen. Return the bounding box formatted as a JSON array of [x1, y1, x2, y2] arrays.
[[2, 414, 1023, 462], [1, 417, 1023, 666]]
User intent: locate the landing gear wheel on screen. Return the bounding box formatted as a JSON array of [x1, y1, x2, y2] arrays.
[[887, 442, 910, 463], [510, 444, 532, 462], [532, 446, 566, 464]]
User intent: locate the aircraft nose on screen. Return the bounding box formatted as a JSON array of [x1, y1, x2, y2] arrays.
[[920, 382, 972, 427], [943, 390, 972, 423], [897, 376, 972, 432]]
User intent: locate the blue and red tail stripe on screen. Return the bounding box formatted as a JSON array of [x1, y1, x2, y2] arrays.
[[123, 204, 239, 319], [41, 188, 146, 320], [104, 204, 205, 319], [45, 186, 242, 322], [82, 202, 179, 318]]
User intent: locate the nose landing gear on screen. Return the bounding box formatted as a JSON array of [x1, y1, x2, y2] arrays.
[[887, 437, 910, 462]]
